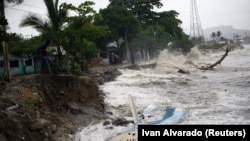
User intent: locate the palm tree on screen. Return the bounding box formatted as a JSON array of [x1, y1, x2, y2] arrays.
[[19, 0, 68, 64], [210, 32, 217, 42], [233, 34, 241, 45], [216, 31, 221, 41]]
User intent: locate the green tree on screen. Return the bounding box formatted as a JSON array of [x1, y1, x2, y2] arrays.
[[121, 0, 163, 26], [157, 10, 183, 38], [8, 34, 41, 56], [100, 3, 141, 64], [170, 34, 194, 54], [134, 25, 171, 58], [233, 34, 241, 45], [60, 1, 110, 74], [106, 0, 191, 59], [210, 32, 217, 42], [19, 0, 68, 65], [155, 10, 192, 54], [216, 31, 221, 39]]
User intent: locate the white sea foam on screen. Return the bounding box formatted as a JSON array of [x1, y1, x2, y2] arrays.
[[74, 44, 250, 141]]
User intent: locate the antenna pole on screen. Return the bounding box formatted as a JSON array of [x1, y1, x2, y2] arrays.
[[190, 0, 205, 46]]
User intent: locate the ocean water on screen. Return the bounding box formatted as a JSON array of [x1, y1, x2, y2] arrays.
[[74, 44, 250, 141]]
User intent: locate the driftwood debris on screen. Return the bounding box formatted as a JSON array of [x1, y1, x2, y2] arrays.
[[198, 47, 231, 70]]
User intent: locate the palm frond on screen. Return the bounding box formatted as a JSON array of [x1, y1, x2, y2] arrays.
[[19, 0, 68, 34], [44, 0, 68, 31], [19, 14, 51, 33], [44, 0, 57, 23]]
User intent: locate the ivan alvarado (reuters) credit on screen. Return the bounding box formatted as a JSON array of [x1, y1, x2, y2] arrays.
[[138, 125, 249, 141]]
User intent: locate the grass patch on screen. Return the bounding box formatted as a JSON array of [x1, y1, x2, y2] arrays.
[[18, 87, 40, 107]]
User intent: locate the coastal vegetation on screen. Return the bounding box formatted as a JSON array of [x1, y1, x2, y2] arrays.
[[1, 0, 194, 79]]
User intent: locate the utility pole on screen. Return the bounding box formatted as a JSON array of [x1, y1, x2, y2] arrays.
[[0, 0, 11, 82], [190, 0, 205, 46]]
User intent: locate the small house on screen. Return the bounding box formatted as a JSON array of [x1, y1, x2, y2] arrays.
[[0, 54, 35, 76]]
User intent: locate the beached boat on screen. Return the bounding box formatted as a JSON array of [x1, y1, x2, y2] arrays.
[[106, 94, 187, 141]]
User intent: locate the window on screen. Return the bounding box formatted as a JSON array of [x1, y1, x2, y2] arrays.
[[25, 59, 33, 66], [10, 60, 19, 68], [0, 60, 4, 68]]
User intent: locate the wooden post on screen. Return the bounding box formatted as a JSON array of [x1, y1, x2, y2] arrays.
[[0, 0, 11, 82], [128, 94, 138, 124]]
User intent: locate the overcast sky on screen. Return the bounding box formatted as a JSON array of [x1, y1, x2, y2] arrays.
[[5, 0, 250, 37]]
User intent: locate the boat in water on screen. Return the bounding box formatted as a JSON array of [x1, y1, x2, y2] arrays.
[[106, 94, 187, 141]]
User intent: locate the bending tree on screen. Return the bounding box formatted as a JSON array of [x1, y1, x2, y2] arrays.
[[199, 47, 231, 70], [19, 0, 68, 67]]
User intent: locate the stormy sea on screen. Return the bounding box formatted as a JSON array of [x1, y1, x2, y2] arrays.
[[74, 44, 250, 141]]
